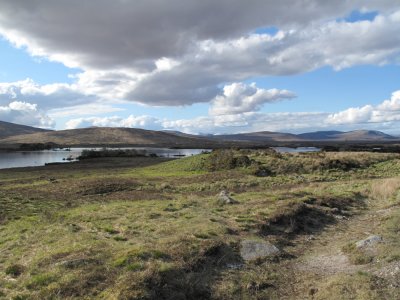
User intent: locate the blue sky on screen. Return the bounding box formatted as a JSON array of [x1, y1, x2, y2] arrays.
[[0, 1, 399, 134]]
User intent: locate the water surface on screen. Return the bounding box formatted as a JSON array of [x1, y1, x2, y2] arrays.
[[0, 148, 208, 169], [273, 147, 321, 153]]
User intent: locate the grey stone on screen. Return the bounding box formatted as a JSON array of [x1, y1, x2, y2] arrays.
[[217, 190, 239, 205], [60, 258, 98, 269], [240, 239, 280, 261], [356, 235, 383, 249]]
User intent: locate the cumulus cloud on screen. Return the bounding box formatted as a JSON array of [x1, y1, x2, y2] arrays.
[[49, 104, 124, 118], [0, 79, 97, 110], [0, 101, 54, 128], [1, 0, 389, 69], [327, 91, 400, 125], [327, 105, 374, 125], [128, 11, 400, 105], [209, 83, 295, 115], [65, 115, 162, 131], [0, 2, 399, 108], [0, 1, 400, 132]]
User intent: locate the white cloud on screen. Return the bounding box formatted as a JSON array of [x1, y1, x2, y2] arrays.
[[209, 82, 295, 115], [327, 105, 374, 125], [126, 10, 400, 105], [65, 115, 162, 130], [0, 2, 399, 107], [378, 90, 400, 111], [65, 111, 329, 134], [2, 1, 389, 70], [0, 101, 54, 128], [0, 79, 97, 110], [64, 91, 400, 135], [0, 1, 400, 134], [327, 91, 400, 125], [49, 104, 125, 118]]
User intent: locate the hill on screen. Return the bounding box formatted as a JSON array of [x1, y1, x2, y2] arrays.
[[207, 129, 396, 143], [0, 127, 218, 148], [0, 121, 397, 148], [208, 131, 300, 142], [0, 120, 50, 139], [298, 130, 396, 141]]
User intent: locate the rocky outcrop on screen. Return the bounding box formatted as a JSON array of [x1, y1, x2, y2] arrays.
[[240, 239, 280, 261], [356, 235, 383, 249]]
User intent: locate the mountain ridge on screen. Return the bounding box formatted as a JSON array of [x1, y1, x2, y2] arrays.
[[0, 120, 51, 139], [0, 121, 398, 147]]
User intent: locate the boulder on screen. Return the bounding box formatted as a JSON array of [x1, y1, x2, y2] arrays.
[[217, 190, 239, 205], [356, 235, 383, 249], [240, 239, 280, 261]]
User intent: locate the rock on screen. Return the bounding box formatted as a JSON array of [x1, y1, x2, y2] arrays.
[[217, 190, 239, 205], [356, 235, 383, 249], [227, 263, 244, 270], [240, 239, 280, 261], [60, 258, 98, 269]]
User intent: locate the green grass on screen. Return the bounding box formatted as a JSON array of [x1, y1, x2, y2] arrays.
[[1, 150, 400, 299]]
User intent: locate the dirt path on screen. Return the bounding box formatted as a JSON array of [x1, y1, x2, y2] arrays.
[[276, 198, 400, 299]]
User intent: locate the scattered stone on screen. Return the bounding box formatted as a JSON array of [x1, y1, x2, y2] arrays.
[[227, 263, 244, 270], [374, 261, 400, 288], [356, 235, 383, 249], [240, 239, 280, 261], [217, 191, 239, 205], [60, 258, 98, 269], [306, 235, 315, 242]]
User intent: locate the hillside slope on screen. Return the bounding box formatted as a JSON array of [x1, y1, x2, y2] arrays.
[[298, 130, 396, 141], [0, 127, 214, 147], [0, 122, 397, 147], [209, 130, 397, 142], [210, 131, 300, 142], [0, 120, 50, 139]]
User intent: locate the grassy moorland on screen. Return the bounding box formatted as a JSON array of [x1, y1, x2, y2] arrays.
[[1, 150, 400, 299]]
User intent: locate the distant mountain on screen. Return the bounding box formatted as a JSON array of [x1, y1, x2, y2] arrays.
[[0, 120, 50, 139], [211, 129, 397, 142], [0, 127, 218, 147], [209, 131, 300, 142], [161, 130, 207, 139], [297, 131, 344, 140], [0, 121, 397, 148], [298, 130, 396, 141]]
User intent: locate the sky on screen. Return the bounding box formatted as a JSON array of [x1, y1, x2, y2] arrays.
[[0, 1, 400, 135]]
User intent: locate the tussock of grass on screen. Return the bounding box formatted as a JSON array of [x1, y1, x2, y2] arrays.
[[370, 178, 400, 203], [315, 272, 392, 300]]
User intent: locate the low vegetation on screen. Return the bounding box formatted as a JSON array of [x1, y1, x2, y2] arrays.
[[78, 148, 153, 160], [1, 149, 400, 299]]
